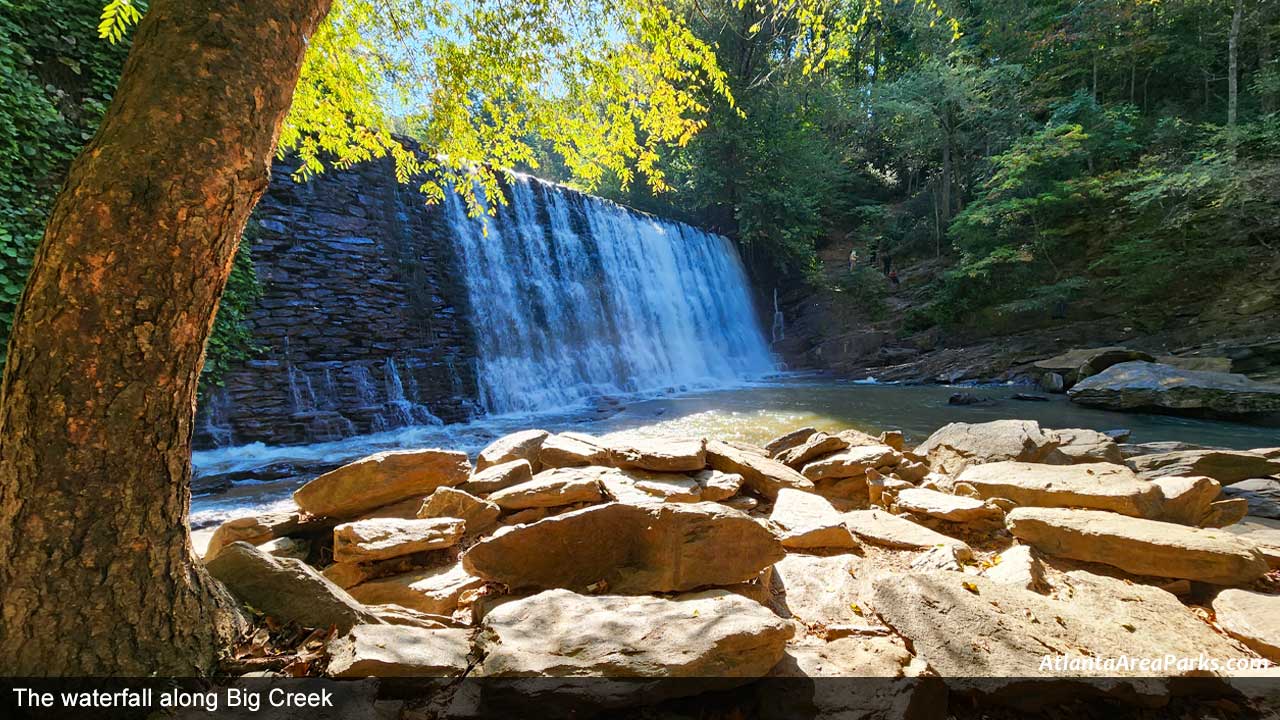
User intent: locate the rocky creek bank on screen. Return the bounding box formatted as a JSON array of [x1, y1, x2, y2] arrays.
[[198, 421, 1280, 718]]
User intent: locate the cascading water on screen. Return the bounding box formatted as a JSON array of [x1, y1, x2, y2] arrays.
[[446, 174, 774, 415]]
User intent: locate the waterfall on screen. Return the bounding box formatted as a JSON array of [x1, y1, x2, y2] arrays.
[[446, 174, 774, 416], [771, 288, 785, 344]]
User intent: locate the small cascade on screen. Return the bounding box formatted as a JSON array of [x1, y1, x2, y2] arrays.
[[771, 288, 785, 344], [287, 365, 318, 413], [384, 357, 444, 427], [200, 388, 234, 447], [446, 174, 774, 415]]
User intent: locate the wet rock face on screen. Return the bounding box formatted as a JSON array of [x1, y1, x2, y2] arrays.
[[1068, 360, 1280, 415], [194, 158, 481, 449]]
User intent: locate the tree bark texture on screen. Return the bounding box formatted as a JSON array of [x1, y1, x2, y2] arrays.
[[0, 0, 331, 675], [1229, 0, 1243, 126]]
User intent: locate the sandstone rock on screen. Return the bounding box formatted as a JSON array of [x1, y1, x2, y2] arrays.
[[538, 433, 610, 468], [1223, 477, 1280, 519], [955, 461, 1162, 518], [348, 562, 485, 616], [418, 487, 500, 535], [476, 429, 549, 472], [332, 518, 464, 563], [1007, 507, 1269, 585], [892, 458, 929, 484], [768, 554, 876, 631], [1212, 589, 1280, 662], [1157, 354, 1233, 373], [878, 430, 906, 451], [1201, 498, 1250, 528], [463, 459, 534, 496], [366, 604, 454, 629], [322, 553, 432, 590], [895, 487, 1000, 523], [770, 489, 858, 549], [1068, 361, 1280, 415], [869, 570, 1249, 705], [476, 589, 792, 678], [621, 469, 703, 502], [462, 502, 784, 593], [1222, 516, 1280, 568], [764, 427, 819, 457], [205, 511, 323, 561], [837, 428, 884, 448], [486, 468, 605, 510], [842, 509, 972, 560], [1148, 475, 1221, 525], [293, 449, 470, 518], [1130, 449, 1280, 485], [706, 440, 814, 499], [206, 542, 381, 631], [354, 496, 430, 520], [1252, 447, 1280, 459], [257, 537, 309, 561], [327, 625, 473, 677], [776, 433, 848, 468], [914, 420, 1066, 475], [723, 495, 760, 512], [694, 469, 743, 501], [908, 545, 963, 572], [606, 437, 706, 472], [1120, 440, 1220, 458], [1049, 428, 1123, 464], [1034, 347, 1155, 386], [981, 545, 1045, 591], [801, 445, 897, 481]]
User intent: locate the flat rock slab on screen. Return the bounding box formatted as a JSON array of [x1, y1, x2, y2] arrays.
[[981, 544, 1045, 591], [765, 427, 820, 457], [1223, 478, 1280, 519], [776, 433, 848, 468], [204, 510, 328, 560], [606, 437, 706, 472], [486, 468, 605, 509], [769, 553, 879, 631], [348, 561, 485, 616], [1068, 360, 1280, 415], [869, 570, 1250, 704], [617, 469, 703, 502], [539, 433, 610, 468], [770, 488, 858, 549], [418, 487, 501, 535], [1007, 507, 1269, 585], [843, 509, 972, 560], [332, 517, 464, 563], [1049, 428, 1123, 464], [293, 449, 470, 518], [895, 487, 998, 523], [476, 429, 549, 472], [463, 459, 534, 495], [1130, 449, 1280, 485], [1222, 516, 1280, 568], [206, 542, 381, 632], [1212, 589, 1280, 662], [694, 469, 743, 501], [327, 625, 473, 678], [914, 420, 1066, 475], [462, 501, 785, 593], [476, 588, 792, 677], [801, 446, 898, 481], [955, 461, 1162, 518], [707, 440, 814, 499]]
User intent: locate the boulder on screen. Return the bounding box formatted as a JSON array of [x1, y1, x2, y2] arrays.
[[769, 553, 879, 632], [1222, 516, 1280, 568], [1034, 347, 1155, 386], [332, 518, 464, 563], [1048, 428, 1123, 464], [765, 427, 820, 457], [348, 561, 485, 616], [327, 625, 473, 678], [1120, 440, 1220, 458], [462, 502, 784, 593], [769, 489, 858, 549], [1068, 361, 1280, 415], [869, 570, 1251, 705], [914, 420, 1066, 475], [1212, 589, 1280, 662], [955, 462, 1162, 518], [776, 433, 848, 469], [895, 487, 1000, 523], [322, 553, 433, 590], [538, 433, 610, 468], [293, 449, 470, 518], [1007, 507, 1269, 585], [606, 437, 706, 472], [1148, 475, 1221, 526], [355, 496, 430, 520], [842, 509, 972, 561], [706, 440, 814, 499], [418, 487, 501, 535], [612, 469, 703, 502], [204, 511, 323, 560], [476, 429, 549, 472], [694, 469, 743, 501], [256, 537, 309, 561], [1222, 477, 1280, 519], [800, 446, 898, 482], [205, 542, 381, 631], [463, 459, 534, 496], [475, 588, 792, 679], [1201, 498, 1250, 528], [981, 544, 1045, 591], [1129, 449, 1280, 486], [486, 467, 605, 510]]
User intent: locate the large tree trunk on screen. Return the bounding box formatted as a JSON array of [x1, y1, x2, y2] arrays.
[[0, 0, 331, 675], [1229, 0, 1244, 126]]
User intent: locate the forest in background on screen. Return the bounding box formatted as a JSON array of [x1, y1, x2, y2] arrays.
[[4, 0, 1279, 380]]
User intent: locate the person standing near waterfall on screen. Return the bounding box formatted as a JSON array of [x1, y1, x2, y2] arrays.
[[849, 248, 858, 273]]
